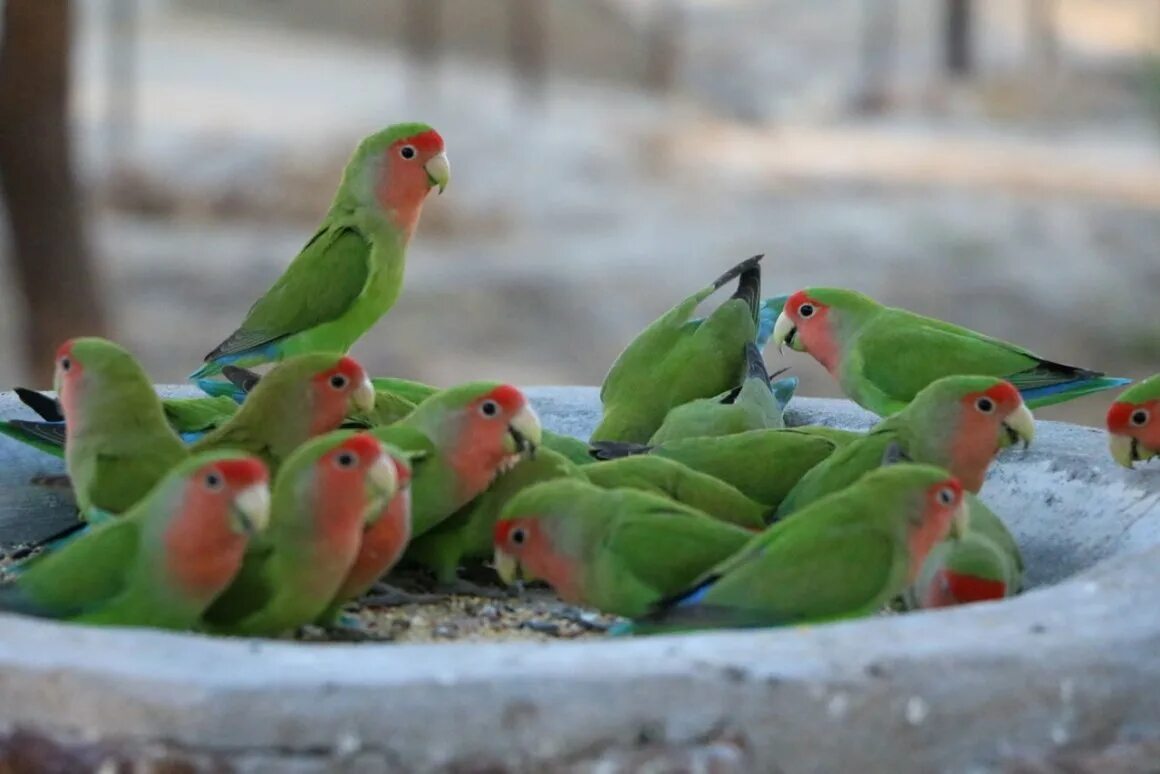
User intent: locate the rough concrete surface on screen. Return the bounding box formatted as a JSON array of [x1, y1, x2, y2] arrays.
[[0, 386, 1158, 773]]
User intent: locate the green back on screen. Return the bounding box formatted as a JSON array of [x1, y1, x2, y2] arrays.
[[582, 455, 768, 530]]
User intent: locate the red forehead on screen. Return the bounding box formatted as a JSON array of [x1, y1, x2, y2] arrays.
[[494, 519, 519, 545], [481, 384, 525, 411], [55, 340, 75, 360], [786, 290, 823, 317], [983, 381, 1020, 405], [208, 458, 268, 488], [333, 433, 383, 462], [394, 129, 443, 154], [928, 477, 963, 502], [316, 356, 365, 382], [1107, 399, 1154, 430]]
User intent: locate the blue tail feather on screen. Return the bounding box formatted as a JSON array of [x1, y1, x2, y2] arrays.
[[771, 375, 798, 412], [1020, 376, 1132, 409], [756, 295, 789, 350]]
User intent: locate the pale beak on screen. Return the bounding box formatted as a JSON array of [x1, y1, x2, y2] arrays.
[[232, 483, 271, 537], [772, 311, 800, 353], [425, 151, 450, 194], [493, 547, 519, 585], [1109, 433, 1153, 469], [364, 453, 399, 522], [352, 375, 376, 414], [1001, 402, 1035, 450], [503, 404, 543, 458], [948, 500, 970, 541]]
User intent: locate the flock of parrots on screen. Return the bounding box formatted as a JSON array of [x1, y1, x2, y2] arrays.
[[0, 121, 1156, 639]]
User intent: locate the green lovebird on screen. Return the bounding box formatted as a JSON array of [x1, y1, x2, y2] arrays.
[[190, 123, 449, 382], [0, 452, 270, 630], [774, 376, 1035, 519], [190, 353, 375, 473], [318, 444, 414, 624], [592, 254, 764, 444], [772, 287, 1130, 416], [648, 343, 796, 445], [376, 383, 544, 539], [405, 448, 584, 584], [906, 494, 1023, 609], [591, 427, 857, 507], [1106, 373, 1160, 468], [202, 431, 397, 637], [581, 455, 769, 531], [625, 465, 969, 634], [492, 479, 753, 618]]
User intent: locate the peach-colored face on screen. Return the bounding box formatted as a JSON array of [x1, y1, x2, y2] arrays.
[[1108, 399, 1159, 447], [308, 356, 370, 435], [53, 340, 84, 422], [907, 477, 965, 582], [783, 291, 841, 372], [375, 129, 446, 237], [949, 381, 1026, 490], [493, 517, 581, 602]]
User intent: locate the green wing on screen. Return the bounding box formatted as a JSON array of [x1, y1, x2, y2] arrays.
[[200, 541, 276, 628], [12, 519, 141, 617], [205, 224, 371, 359], [775, 431, 894, 518], [600, 502, 749, 598], [163, 396, 238, 434], [850, 311, 1041, 405], [370, 377, 440, 405]]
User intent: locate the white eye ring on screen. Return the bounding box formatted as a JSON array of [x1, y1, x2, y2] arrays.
[[936, 486, 956, 506], [59, 356, 72, 372], [335, 451, 359, 470], [511, 527, 526, 545], [975, 396, 995, 414], [479, 400, 500, 418], [400, 145, 417, 160], [204, 472, 224, 491], [1131, 409, 1150, 427], [798, 303, 815, 319], [329, 374, 349, 390]]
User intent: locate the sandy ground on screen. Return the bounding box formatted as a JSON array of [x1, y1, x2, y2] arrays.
[[0, 1, 1156, 429]]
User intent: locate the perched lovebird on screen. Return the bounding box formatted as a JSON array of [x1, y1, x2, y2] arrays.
[[0, 452, 270, 630], [202, 431, 397, 637], [318, 444, 413, 625], [592, 254, 765, 444], [647, 343, 797, 445], [406, 448, 585, 585], [582, 455, 769, 530], [1106, 374, 1160, 469], [190, 123, 449, 382], [774, 375, 1034, 519], [906, 494, 1022, 609], [591, 427, 857, 507], [376, 382, 542, 538], [624, 465, 969, 634], [772, 288, 1129, 416], [28, 339, 186, 520], [189, 353, 375, 473], [492, 480, 752, 618]]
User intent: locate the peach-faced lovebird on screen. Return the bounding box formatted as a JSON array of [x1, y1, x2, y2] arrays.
[[592, 255, 765, 444], [492, 480, 752, 618], [772, 288, 1129, 416], [406, 448, 585, 584], [378, 382, 543, 538], [625, 465, 969, 634], [1107, 373, 1160, 469], [0, 452, 270, 630], [318, 444, 413, 624], [774, 376, 1034, 519], [191, 123, 449, 383], [202, 431, 397, 637], [907, 494, 1022, 609]]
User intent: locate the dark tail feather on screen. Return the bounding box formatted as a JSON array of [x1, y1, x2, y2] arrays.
[[745, 343, 771, 384], [4, 521, 91, 579], [222, 365, 262, 393], [711, 254, 764, 293], [728, 257, 763, 322], [4, 420, 67, 449], [588, 441, 653, 461], [14, 388, 64, 422]]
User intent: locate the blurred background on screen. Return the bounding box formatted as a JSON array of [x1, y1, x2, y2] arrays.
[[0, 0, 1157, 426]]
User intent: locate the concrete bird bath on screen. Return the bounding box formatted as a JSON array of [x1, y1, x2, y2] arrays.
[[0, 386, 1158, 772]]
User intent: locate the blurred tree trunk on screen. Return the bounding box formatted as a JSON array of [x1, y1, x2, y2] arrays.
[[645, 0, 683, 96], [0, 0, 106, 387], [404, 0, 442, 102], [853, 0, 898, 113], [943, 0, 974, 77]]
